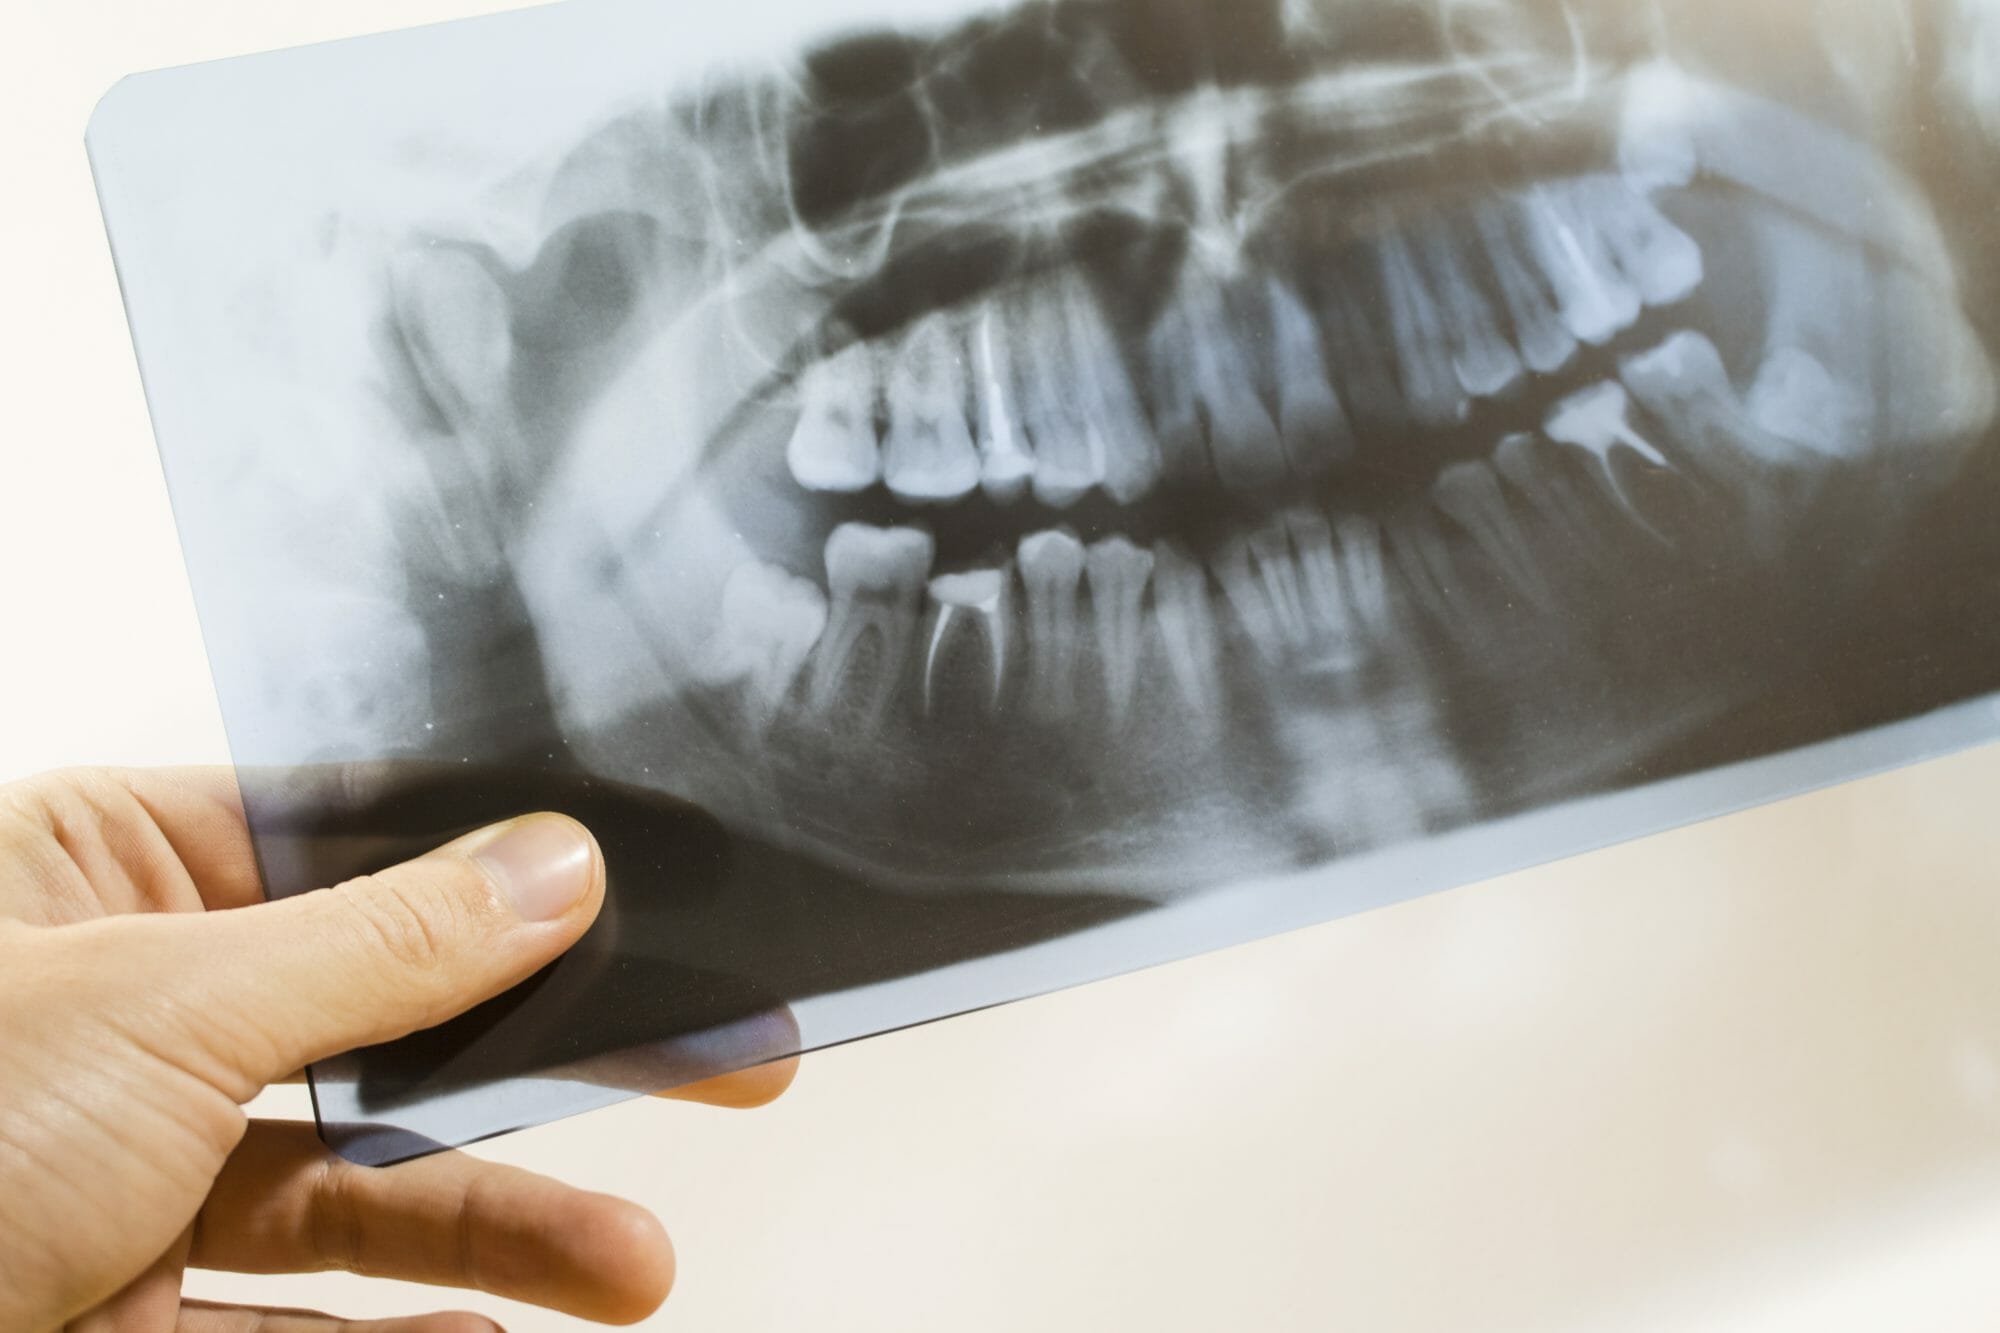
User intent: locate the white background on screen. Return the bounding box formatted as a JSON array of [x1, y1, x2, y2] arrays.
[[11, 3, 2000, 1329]]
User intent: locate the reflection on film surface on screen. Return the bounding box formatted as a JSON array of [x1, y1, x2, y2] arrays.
[[243, 0, 2000, 1127]]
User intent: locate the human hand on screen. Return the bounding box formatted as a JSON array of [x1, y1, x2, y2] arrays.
[[0, 767, 796, 1331]]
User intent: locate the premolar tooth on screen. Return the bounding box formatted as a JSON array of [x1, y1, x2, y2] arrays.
[[1432, 461, 1556, 611], [1067, 282, 1162, 504], [811, 523, 934, 723], [1266, 278, 1354, 474], [1374, 223, 1469, 427], [883, 315, 980, 504], [1520, 184, 1642, 346], [1416, 217, 1523, 400], [1543, 380, 1674, 539], [1333, 514, 1393, 636], [1085, 537, 1155, 727], [1384, 511, 1469, 628], [972, 307, 1035, 502], [1317, 267, 1408, 430], [1017, 528, 1087, 720], [1580, 175, 1703, 308], [787, 341, 883, 494], [1472, 202, 1578, 377], [1018, 281, 1106, 507], [700, 561, 828, 731], [1153, 539, 1225, 719], [1285, 509, 1366, 669], [924, 567, 1012, 713], [1214, 523, 1310, 661], [1151, 263, 1288, 491]]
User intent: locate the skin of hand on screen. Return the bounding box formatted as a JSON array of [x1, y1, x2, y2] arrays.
[[0, 767, 798, 1332]]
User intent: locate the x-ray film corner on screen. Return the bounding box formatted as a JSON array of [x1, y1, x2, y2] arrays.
[[88, 0, 2000, 1162]]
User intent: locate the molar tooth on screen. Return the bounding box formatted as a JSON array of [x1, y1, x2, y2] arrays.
[[1416, 217, 1523, 400], [1520, 184, 1642, 346], [1151, 263, 1288, 491], [1085, 537, 1155, 727], [1580, 175, 1703, 308], [1153, 539, 1225, 720], [1266, 278, 1354, 474], [1213, 522, 1311, 662], [787, 341, 883, 494], [1432, 461, 1557, 611], [1494, 432, 1602, 552], [883, 315, 980, 504], [1471, 202, 1578, 378], [699, 561, 828, 732], [1543, 380, 1675, 540], [811, 523, 934, 724], [1017, 528, 1087, 720], [1374, 223, 1469, 427], [924, 567, 1012, 713], [972, 307, 1035, 502]]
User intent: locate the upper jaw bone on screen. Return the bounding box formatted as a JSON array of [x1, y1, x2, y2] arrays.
[[924, 567, 1012, 714], [1017, 527, 1087, 721], [699, 560, 829, 732], [1085, 537, 1155, 727], [787, 340, 884, 494], [810, 523, 935, 725], [882, 315, 981, 504]]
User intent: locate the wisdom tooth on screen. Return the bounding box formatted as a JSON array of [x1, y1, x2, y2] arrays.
[[1432, 461, 1555, 610], [1374, 224, 1469, 427], [1617, 61, 1701, 192], [1521, 184, 1642, 347], [1085, 537, 1155, 727], [1416, 217, 1523, 400], [1544, 380, 1674, 539], [810, 523, 934, 724], [1017, 528, 1087, 720], [1153, 539, 1225, 719], [1472, 202, 1578, 377], [1266, 279, 1354, 474], [787, 341, 883, 494], [699, 561, 828, 731], [1581, 176, 1703, 308], [972, 307, 1035, 502], [924, 567, 1011, 713], [883, 315, 981, 504], [1745, 347, 1870, 462], [1151, 263, 1288, 491]]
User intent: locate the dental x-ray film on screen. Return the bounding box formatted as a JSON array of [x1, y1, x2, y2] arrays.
[[89, 0, 2000, 1165]]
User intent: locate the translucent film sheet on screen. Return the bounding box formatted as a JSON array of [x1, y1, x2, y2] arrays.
[[89, 0, 2000, 1164]]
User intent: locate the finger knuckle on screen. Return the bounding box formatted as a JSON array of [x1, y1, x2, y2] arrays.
[[336, 874, 462, 977]]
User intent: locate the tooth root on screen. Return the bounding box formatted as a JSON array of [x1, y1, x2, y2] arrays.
[[1332, 513, 1393, 636], [1018, 282, 1107, 508], [1192, 271, 1288, 492], [1374, 224, 1469, 427], [1213, 523, 1312, 662], [1017, 528, 1087, 720], [1085, 537, 1155, 727], [1065, 284, 1162, 505], [700, 561, 829, 731], [1432, 461, 1557, 611], [1583, 175, 1703, 309], [1494, 432, 1601, 552], [1543, 380, 1675, 541], [1521, 184, 1643, 347], [1417, 217, 1523, 401], [1152, 539, 1225, 720], [924, 568, 1012, 713], [1267, 279, 1354, 475], [787, 342, 884, 494], [811, 523, 935, 724], [1147, 300, 1215, 484], [1472, 202, 1578, 378], [1384, 511, 1470, 628], [882, 315, 981, 504], [1316, 268, 1409, 430], [973, 307, 1035, 502]]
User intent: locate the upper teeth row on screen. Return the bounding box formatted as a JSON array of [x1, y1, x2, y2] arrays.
[[785, 168, 1702, 507]]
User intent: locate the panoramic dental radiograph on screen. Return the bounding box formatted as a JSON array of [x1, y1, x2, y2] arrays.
[[90, 0, 2000, 1160]]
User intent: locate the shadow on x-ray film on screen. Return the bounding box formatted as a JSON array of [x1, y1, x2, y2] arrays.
[[87, 0, 2000, 1162]]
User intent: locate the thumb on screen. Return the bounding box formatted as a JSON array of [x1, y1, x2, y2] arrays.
[[105, 813, 604, 1097]]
